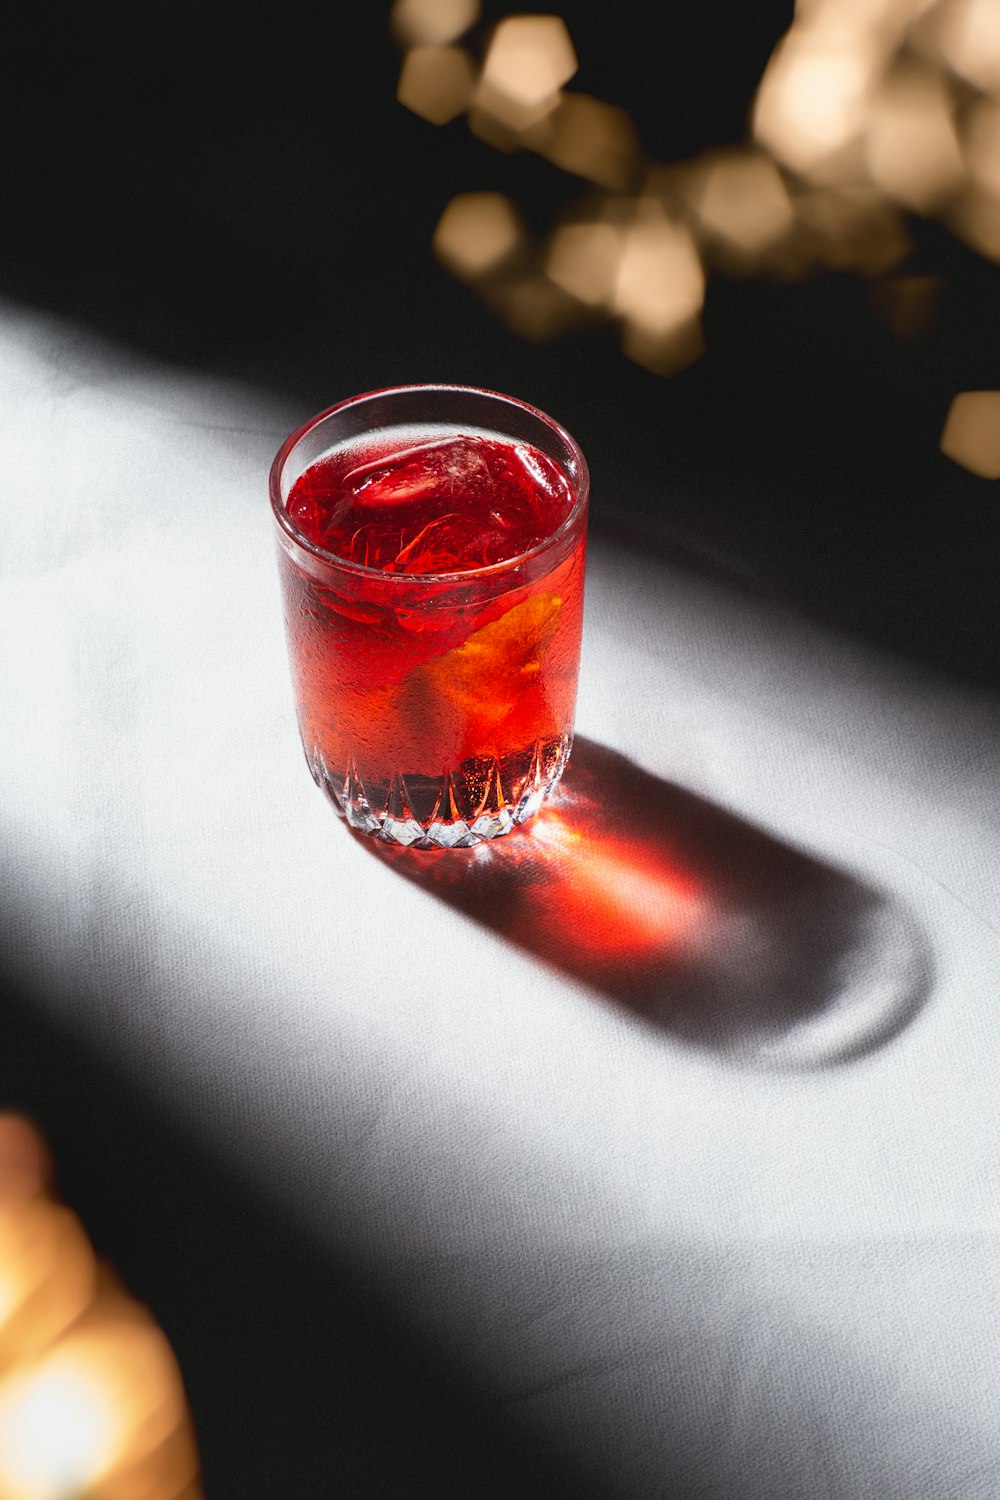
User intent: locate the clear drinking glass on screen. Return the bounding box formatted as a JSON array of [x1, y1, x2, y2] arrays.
[[270, 385, 589, 848]]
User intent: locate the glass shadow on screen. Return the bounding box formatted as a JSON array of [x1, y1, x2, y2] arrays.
[[360, 738, 931, 1068]]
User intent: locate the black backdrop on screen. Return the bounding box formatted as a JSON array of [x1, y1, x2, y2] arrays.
[[1, 3, 998, 1494]]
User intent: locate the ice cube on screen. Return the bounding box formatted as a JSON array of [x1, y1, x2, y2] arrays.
[[507, 442, 554, 504], [393, 512, 508, 574], [344, 436, 495, 509], [341, 519, 406, 570]]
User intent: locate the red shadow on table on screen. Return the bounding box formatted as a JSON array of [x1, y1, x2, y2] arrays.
[[360, 738, 931, 1068]]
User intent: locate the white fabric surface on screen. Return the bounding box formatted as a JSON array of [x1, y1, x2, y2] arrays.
[[3, 303, 1000, 1497]]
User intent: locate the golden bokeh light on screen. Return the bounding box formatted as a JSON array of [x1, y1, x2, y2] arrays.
[[949, 188, 1000, 260], [612, 205, 705, 336], [0, 1116, 202, 1500], [397, 45, 476, 125], [470, 79, 555, 135], [962, 100, 1000, 199], [864, 66, 965, 211], [0, 1201, 95, 1377], [390, 0, 480, 48], [531, 93, 640, 189], [930, 0, 1000, 96], [472, 75, 559, 134], [951, 87, 1000, 258], [0, 1313, 196, 1500], [940, 390, 1000, 477], [432, 191, 526, 277], [611, 205, 705, 374], [0, 1118, 51, 1206], [794, 0, 937, 33], [621, 313, 706, 378], [690, 150, 795, 270], [465, 104, 525, 152], [546, 221, 623, 306], [752, 29, 879, 175], [487, 271, 582, 340], [397, 0, 1000, 372], [475, 14, 577, 130], [793, 186, 911, 273], [0, 1351, 119, 1499]]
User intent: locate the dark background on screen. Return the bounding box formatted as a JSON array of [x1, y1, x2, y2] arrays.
[[1, 2, 997, 1493], [2, 0, 998, 685]]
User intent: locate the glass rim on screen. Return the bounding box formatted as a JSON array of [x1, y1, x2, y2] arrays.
[[269, 382, 590, 584]]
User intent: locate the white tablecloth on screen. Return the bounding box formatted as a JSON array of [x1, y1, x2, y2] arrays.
[[3, 302, 999, 1498]]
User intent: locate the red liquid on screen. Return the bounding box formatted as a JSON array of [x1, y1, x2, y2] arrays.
[[277, 428, 587, 843], [287, 432, 573, 574]]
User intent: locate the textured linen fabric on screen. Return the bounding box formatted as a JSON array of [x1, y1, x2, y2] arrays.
[[3, 303, 1000, 1497]]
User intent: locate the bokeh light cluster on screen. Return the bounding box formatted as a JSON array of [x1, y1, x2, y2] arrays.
[[0, 1116, 201, 1500], [393, 0, 1000, 473]]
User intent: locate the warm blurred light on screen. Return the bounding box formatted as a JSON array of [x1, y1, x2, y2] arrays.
[[612, 205, 705, 373], [532, 93, 640, 189], [963, 100, 1000, 199], [0, 1313, 195, 1500], [406, 0, 1000, 368], [0, 1117, 202, 1499], [466, 104, 524, 152], [546, 221, 623, 306], [471, 77, 557, 135], [864, 66, 964, 211], [0, 1116, 51, 1205], [475, 15, 577, 130], [932, 0, 1000, 96], [612, 205, 704, 333], [432, 191, 525, 277], [0, 1199, 95, 1377], [869, 273, 946, 338], [488, 272, 582, 339], [0, 1116, 95, 1379], [753, 28, 879, 174], [794, 0, 937, 31], [949, 188, 1000, 260], [690, 150, 795, 269], [0, 1349, 119, 1499], [390, 0, 480, 48], [940, 390, 1000, 477], [953, 74, 1000, 253], [793, 186, 912, 272], [621, 313, 705, 377], [397, 45, 476, 125]]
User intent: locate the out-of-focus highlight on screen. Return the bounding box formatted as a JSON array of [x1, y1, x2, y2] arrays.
[[0, 1114, 202, 1500], [392, 0, 1000, 472]]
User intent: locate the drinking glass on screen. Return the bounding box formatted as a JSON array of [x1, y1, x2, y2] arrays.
[[270, 385, 589, 848]]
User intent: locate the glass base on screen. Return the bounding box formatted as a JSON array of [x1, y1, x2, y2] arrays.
[[308, 733, 573, 848]]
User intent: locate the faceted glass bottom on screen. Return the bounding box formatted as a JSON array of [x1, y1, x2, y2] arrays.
[[307, 733, 573, 848]]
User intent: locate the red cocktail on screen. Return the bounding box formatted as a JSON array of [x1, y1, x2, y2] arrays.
[[270, 386, 589, 847]]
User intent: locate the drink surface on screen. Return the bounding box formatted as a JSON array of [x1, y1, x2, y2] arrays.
[[278, 425, 586, 844], [286, 428, 576, 575]]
